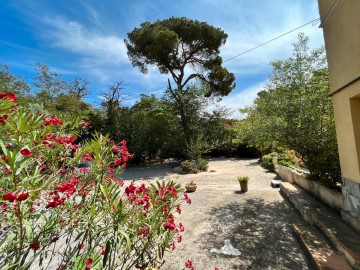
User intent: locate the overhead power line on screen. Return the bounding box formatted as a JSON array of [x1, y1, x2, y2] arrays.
[[126, 17, 320, 98]]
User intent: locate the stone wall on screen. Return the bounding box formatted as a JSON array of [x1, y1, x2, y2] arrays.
[[276, 165, 343, 212]]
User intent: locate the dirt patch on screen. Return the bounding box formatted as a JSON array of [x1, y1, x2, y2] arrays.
[[122, 158, 309, 269]]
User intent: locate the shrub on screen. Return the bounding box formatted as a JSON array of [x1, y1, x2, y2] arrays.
[[196, 158, 209, 172], [181, 158, 208, 173], [181, 160, 193, 172], [0, 92, 189, 270], [261, 154, 275, 171]]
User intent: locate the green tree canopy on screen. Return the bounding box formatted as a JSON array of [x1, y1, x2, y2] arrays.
[[125, 17, 236, 147], [239, 34, 340, 185]]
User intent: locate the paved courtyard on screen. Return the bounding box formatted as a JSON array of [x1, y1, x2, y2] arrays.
[[121, 158, 309, 270]]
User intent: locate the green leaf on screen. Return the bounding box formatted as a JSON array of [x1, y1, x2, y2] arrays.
[[118, 228, 131, 253]]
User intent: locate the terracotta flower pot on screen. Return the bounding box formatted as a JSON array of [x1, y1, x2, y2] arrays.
[[185, 183, 197, 192], [240, 182, 248, 192]]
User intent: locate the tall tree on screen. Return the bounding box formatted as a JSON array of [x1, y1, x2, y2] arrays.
[[125, 17, 236, 144], [32, 63, 68, 108], [240, 34, 340, 185], [0, 63, 30, 99]]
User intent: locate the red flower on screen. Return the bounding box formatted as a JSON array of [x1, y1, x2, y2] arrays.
[[177, 235, 182, 243], [100, 245, 105, 255], [2, 192, 16, 202], [125, 183, 136, 196], [183, 193, 192, 204], [86, 258, 93, 267], [17, 193, 29, 201], [44, 115, 63, 126], [185, 260, 194, 270], [179, 223, 185, 232], [114, 157, 122, 166], [81, 120, 91, 128], [51, 236, 59, 242], [112, 145, 121, 154], [29, 241, 39, 250], [176, 205, 182, 214], [0, 114, 8, 125], [0, 92, 17, 103], [20, 148, 33, 157], [169, 241, 176, 250], [215, 267, 220, 270]]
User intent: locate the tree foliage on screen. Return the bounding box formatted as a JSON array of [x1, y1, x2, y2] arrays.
[[125, 17, 236, 147], [239, 34, 340, 186]]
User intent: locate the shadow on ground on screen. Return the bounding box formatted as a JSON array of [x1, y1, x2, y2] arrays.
[[202, 197, 308, 269]]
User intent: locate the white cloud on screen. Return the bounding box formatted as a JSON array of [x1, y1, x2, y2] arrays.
[[41, 16, 128, 65]]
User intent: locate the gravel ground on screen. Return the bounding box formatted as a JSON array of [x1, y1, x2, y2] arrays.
[[121, 158, 309, 270]]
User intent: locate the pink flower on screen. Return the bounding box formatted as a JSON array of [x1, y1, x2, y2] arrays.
[[176, 205, 181, 214], [215, 267, 220, 270], [20, 148, 33, 157], [169, 241, 176, 250], [29, 241, 39, 250]]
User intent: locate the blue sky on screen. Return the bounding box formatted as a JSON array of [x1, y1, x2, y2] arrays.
[[0, 0, 324, 117]]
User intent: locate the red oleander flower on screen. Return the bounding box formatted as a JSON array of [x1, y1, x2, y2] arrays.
[[185, 260, 194, 270], [85, 258, 93, 269], [17, 193, 29, 201], [125, 183, 136, 196], [183, 193, 192, 204], [44, 115, 63, 126], [215, 267, 220, 270], [2, 192, 16, 202], [112, 145, 121, 154], [51, 236, 59, 243], [100, 245, 105, 255], [81, 120, 91, 128], [0, 92, 17, 103], [177, 235, 182, 243], [176, 205, 181, 214], [0, 114, 8, 125], [20, 148, 33, 157], [169, 241, 176, 250], [114, 157, 122, 166], [29, 241, 39, 250], [179, 223, 185, 232]]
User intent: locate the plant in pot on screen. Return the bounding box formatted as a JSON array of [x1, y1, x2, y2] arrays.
[[237, 176, 249, 192], [185, 180, 197, 192]]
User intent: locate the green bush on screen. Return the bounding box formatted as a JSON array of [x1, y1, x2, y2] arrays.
[[181, 160, 193, 172], [261, 154, 275, 171], [181, 158, 208, 173], [196, 158, 209, 172]]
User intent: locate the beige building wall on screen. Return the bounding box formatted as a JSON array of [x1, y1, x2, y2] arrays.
[[318, 0, 360, 219]]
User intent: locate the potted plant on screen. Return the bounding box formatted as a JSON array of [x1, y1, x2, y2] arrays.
[[237, 176, 249, 192], [185, 180, 197, 192]]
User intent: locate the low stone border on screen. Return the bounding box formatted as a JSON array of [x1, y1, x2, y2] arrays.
[[276, 165, 343, 212]]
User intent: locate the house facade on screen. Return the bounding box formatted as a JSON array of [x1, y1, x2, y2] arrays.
[[317, 0, 360, 225]]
